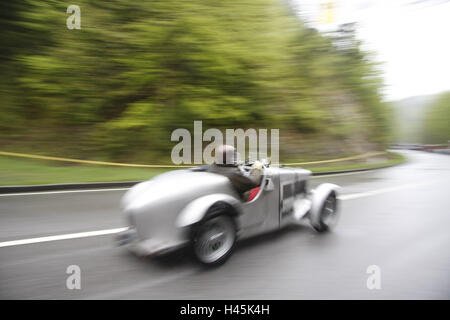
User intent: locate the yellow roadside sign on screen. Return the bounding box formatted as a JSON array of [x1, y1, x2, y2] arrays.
[[320, 1, 335, 25]]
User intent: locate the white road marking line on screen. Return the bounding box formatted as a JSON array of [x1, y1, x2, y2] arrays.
[[338, 181, 432, 200], [0, 170, 379, 197], [0, 188, 130, 197], [0, 227, 128, 248]]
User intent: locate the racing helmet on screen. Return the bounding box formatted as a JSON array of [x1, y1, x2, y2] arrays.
[[214, 145, 239, 166]]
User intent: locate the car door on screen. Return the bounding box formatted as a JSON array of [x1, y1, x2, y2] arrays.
[[239, 168, 279, 231]]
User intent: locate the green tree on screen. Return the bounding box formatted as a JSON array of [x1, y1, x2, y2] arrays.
[[1, 0, 390, 162], [424, 91, 450, 144]]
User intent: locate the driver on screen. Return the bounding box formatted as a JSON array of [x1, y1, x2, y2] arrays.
[[207, 145, 263, 197]]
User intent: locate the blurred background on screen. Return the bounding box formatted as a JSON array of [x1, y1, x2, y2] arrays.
[[0, 0, 449, 300], [0, 0, 448, 183]]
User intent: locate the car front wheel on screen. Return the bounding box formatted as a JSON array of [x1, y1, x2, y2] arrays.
[[313, 192, 338, 232], [192, 214, 236, 266]]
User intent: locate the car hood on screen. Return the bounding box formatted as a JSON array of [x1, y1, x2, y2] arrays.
[[121, 169, 232, 213]]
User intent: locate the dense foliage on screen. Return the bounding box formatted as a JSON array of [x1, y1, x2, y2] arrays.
[[0, 0, 389, 163], [424, 91, 450, 144]]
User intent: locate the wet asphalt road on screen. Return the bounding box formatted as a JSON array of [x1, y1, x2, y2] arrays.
[[0, 150, 449, 299]]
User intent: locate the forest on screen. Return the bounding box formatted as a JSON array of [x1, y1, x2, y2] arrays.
[[0, 0, 391, 164]]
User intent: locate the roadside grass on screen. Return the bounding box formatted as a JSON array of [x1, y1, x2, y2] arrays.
[[0, 157, 171, 186], [0, 151, 406, 186]]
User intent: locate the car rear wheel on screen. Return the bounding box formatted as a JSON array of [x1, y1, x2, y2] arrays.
[[313, 192, 338, 232], [192, 214, 236, 266]]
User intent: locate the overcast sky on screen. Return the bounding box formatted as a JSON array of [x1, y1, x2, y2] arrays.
[[295, 0, 450, 101]]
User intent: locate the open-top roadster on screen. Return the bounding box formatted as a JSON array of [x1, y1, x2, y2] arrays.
[[117, 162, 340, 266]]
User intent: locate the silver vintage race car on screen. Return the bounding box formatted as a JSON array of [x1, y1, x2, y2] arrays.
[[117, 162, 340, 266]]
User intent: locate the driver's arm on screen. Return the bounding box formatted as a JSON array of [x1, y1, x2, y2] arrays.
[[242, 161, 263, 186], [229, 169, 259, 194]]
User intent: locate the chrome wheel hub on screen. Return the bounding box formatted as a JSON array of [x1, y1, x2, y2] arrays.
[[194, 216, 235, 264], [322, 196, 337, 227]]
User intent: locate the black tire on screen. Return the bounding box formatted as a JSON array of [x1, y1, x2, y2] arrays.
[[191, 213, 236, 266], [313, 192, 338, 233]]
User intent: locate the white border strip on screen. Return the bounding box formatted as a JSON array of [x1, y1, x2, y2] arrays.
[[0, 171, 364, 197], [338, 182, 432, 201], [0, 227, 128, 248], [0, 167, 392, 197], [0, 188, 130, 197]]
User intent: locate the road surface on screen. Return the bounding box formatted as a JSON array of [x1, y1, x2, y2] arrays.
[[0, 150, 449, 299]]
